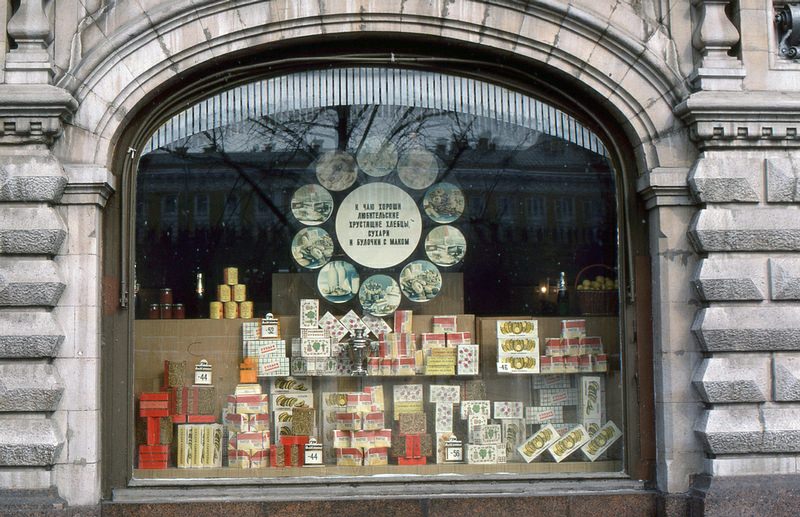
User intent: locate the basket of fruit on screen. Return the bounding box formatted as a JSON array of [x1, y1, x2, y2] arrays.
[[575, 264, 619, 315]]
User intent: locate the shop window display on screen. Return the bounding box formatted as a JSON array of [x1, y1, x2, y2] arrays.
[[133, 68, 624, 479]]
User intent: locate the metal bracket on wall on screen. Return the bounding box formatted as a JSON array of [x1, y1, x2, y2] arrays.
[[776, 4, 800, 58]]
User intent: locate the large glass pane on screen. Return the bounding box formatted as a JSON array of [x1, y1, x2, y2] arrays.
[[133, 68, 624, 479]]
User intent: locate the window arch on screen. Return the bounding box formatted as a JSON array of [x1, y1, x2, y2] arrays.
[[127, 64, 637, 483]]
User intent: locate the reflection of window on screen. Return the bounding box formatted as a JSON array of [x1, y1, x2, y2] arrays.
[[194, 194, 209, 227], [525, 196, 545, 226], [554, 197, 575, 223]]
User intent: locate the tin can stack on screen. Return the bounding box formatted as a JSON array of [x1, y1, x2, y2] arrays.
[[210, 267, 255, 319]]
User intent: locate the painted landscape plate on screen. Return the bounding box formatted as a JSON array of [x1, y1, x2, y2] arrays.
[[291, 184, 334, 225], [424, 225, 467, 266]]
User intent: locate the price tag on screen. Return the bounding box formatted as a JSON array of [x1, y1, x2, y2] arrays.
[[497, 362, 512, 373]]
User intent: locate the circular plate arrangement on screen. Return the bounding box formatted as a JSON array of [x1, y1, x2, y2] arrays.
[[317, 260, 360, 303], [359, 274, 402, 316], [291, 184, 334, 225], [291, 227, 334, 269], [424, 225, 467, 266], [357, 138, 398, 177], [423, 183, 465, 224], [397, 147, 439, 190], [315, 151, 358, 192], [399, 260, 442, 302]]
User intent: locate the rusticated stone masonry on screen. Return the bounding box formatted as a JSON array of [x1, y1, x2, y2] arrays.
[[0, 149, 68, 479], [688, 151, 800, 458]]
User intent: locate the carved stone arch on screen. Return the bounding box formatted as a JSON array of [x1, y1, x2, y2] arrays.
[[54, 0, 689, 174]]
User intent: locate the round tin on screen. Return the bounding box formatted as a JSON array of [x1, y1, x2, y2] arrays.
[[224, 301, 238, 319], [239, 301, 254, 319], [217, 284, 231, 302], [209, 301, 223, 319]]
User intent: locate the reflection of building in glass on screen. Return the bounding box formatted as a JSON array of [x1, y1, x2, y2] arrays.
[[136, 114, 615, 316]]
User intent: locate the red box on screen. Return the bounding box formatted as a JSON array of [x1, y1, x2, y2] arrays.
[[171, 414, 217, 424], [397, 457, 426, 465], [280, 435, 309, 467], [138, 444, 169, 469], [140, 392, 169, 402]]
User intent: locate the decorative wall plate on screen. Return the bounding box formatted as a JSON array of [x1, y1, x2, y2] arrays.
[[399, 260, 442, 302], [359, 274, 402, 316], [291, 227, 334, 269], [317, 260, 360, 303], [423, 183, 465, 224], [397, 147, 439, 190], [424, 225, 467, 266], [291, 184, 334, 225], [316, 151, 358, 191], [357, 138, 398, 177]]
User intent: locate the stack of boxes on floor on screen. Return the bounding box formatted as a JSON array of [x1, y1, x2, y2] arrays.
[[330, 386, 390, 466], [270, 377, 315, 466], [224, 369, 270, 469], [135, 360, 221, 469], [164, 360, 221, 468], [137, 392, 171, 469], [458, 381, 504, 464], [541, 319, 608, 373], [390, 383, 430, 464], [209, 267, 254, 319]]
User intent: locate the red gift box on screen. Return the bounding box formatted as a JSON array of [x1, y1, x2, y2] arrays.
[[139, 392, 169, 418], [138, 444, 168, 469], [171, 414, 217, 424], [280, 435, 309, 467]]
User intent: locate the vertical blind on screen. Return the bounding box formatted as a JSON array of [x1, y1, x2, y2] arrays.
[[144, 67, 607, 156]]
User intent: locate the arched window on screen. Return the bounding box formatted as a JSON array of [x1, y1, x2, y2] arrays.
[[132, 67, 626, 478]]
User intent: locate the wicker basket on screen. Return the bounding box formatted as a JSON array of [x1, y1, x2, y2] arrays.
[[575, 264, 618, 316]]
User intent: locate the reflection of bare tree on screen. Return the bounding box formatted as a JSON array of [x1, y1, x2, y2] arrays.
[[136, 101, 616, 317]]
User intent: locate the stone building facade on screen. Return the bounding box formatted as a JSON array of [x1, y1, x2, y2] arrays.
[[0, 0, 799, 515]]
